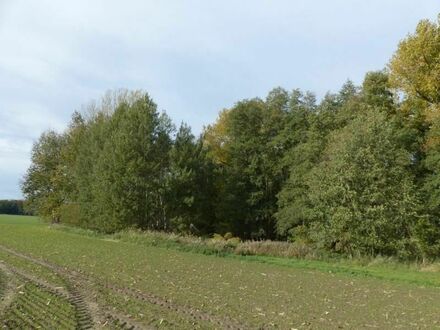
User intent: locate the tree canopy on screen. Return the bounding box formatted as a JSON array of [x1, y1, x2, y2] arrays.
[[22, 15, 440, 260]]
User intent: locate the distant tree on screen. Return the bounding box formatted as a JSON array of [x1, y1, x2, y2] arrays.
[[0, 200, 27, 215]]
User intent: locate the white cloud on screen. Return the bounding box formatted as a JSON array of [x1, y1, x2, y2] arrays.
[[1, 0, 440, 198], [0, 102, 66, 138], [0, 137, 31, 170]]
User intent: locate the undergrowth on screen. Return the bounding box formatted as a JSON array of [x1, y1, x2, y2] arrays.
[[52, 224, 440, 281]]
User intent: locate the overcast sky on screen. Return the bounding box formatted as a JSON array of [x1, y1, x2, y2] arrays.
[[1, 0, 440, 199]]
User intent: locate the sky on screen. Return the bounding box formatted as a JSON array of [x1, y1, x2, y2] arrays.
[[1, 0, 440, 199]]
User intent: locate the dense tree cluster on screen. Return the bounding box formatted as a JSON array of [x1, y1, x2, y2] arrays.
[[0, 200, 28, 215], [22, 16, 440, 259]]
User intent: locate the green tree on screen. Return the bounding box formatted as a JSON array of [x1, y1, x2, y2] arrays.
[[21, 130, 66, 222], [167, 124, 216, 234], [276, 117, 326, 238], [210, 90, 290, 238], [276, 83, 360, 238], [362, 70, 395, 111], [307, 109, 422, 257], [389, 15, 440, 256], [74, 111, 111, 229], [94, 95, 173, 232], [0, 200, 26, 215]]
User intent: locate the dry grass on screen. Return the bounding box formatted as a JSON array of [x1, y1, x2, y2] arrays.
[[234, 240, 317, 258], [112, 229, 318, 259], [420, 262, 440, 273]]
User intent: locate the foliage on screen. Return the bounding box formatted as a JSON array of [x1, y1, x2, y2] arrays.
[[21, 130, 66, 222], [20, 15, 440, 260], [0, 200, 29, 215], [306, 109, 422, 257], [389, 15, 440, 257], [166, 124, 216, 234], [389, 15, 440, 105]]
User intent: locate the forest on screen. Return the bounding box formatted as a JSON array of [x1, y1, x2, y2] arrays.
[[0, 200, 27, 215], [22, 16, 440, 260]]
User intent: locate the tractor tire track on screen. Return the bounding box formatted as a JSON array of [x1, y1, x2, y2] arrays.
[[0, 244, 247, 329], [0, 261, 93, 329], [103, 282, 246, 329], [0, 246, 96, 329], [0, 245, 149, 329], [0, 264, 18, 317]]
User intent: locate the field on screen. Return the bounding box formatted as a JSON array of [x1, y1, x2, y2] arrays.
[[0, 215, 439, 329]]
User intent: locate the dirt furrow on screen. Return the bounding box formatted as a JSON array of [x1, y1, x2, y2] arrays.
[[103, 282, 246, 329], [0, 247, 95, 329], [0, 264, 18, 316], [0, 244, 247, 329], [0, 261, 93, 329], [0, 245, 149, 329]]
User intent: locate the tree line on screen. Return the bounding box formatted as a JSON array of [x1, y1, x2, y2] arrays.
[[0, 200, 29, 215], [22, 16, 440, 259]]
